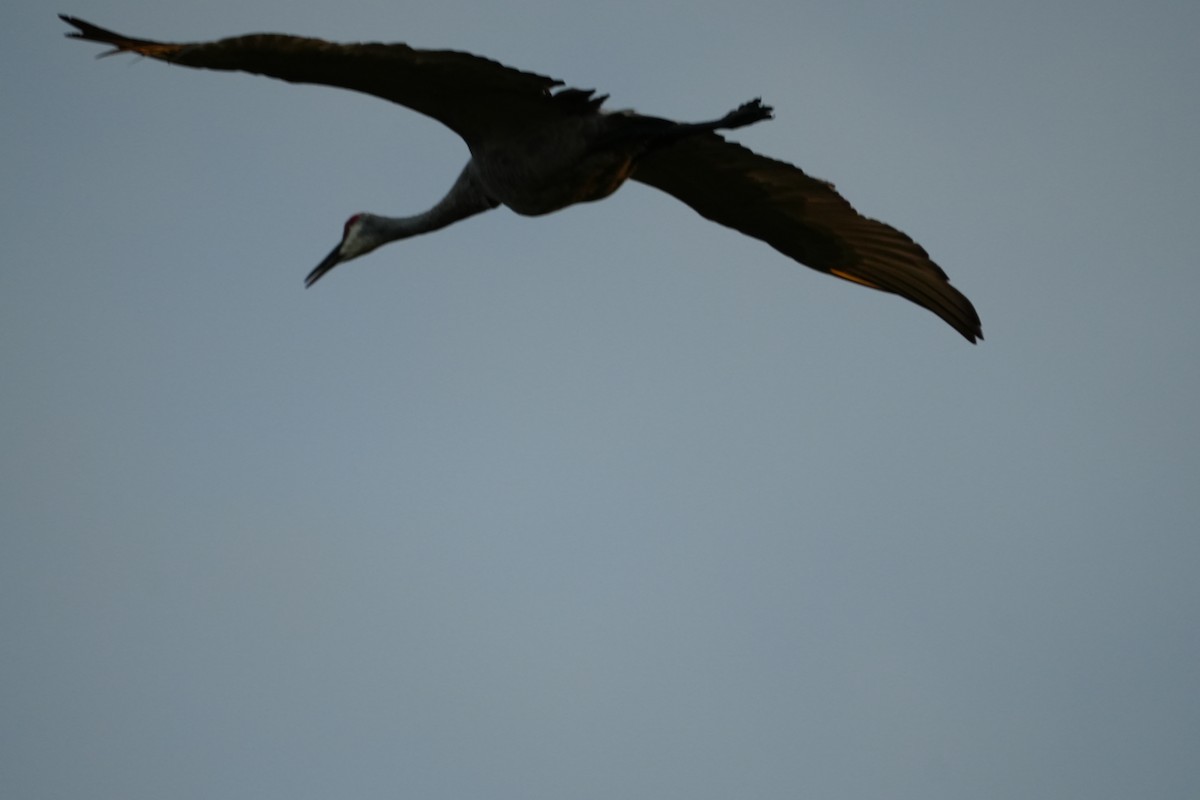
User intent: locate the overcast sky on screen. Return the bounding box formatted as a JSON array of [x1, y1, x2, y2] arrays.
[[4, 1, 1199, 798]]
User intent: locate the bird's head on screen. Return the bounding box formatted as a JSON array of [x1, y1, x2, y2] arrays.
[[305, 213, 384, 288]]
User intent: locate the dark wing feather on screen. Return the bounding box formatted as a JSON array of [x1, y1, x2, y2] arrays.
[[633, 133, 983, 342], [60, 15, 568, 145]]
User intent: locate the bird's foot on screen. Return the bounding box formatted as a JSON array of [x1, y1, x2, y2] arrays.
[[718, 98, 774, 130]]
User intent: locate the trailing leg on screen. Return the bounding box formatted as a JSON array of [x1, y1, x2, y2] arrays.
[[596, 99, 774, 154]]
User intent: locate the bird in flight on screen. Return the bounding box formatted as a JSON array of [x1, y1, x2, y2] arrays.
[[61, 15, 982, 342]]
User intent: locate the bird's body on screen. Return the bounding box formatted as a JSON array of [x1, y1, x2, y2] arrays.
[[468, 115, 637, 215], [61, 15, 982, 342]]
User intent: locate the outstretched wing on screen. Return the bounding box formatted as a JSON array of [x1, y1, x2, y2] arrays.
[[633, 134, 982, 342], [60, 15, 572, 145]]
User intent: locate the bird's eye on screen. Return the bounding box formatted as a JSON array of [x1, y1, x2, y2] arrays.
[[343, 213, 363, 238]]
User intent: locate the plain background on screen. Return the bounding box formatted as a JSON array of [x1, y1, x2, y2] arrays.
[[4, 1, 1198, 798]]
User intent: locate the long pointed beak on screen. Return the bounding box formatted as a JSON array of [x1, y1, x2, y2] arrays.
[[305, 242, 345, 288]]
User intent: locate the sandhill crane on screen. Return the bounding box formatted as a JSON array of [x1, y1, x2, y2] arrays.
[[61, 15, 982, 342]]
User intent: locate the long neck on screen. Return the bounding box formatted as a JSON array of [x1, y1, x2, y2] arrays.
[[369, 161, 497, 243]]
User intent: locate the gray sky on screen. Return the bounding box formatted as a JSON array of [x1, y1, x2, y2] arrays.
[[4, 1, 1199, 798]]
